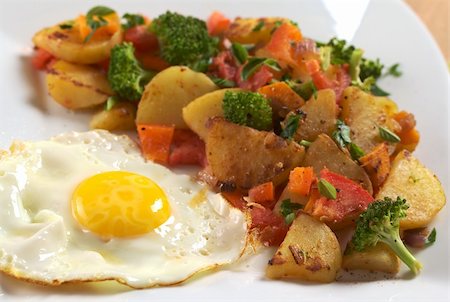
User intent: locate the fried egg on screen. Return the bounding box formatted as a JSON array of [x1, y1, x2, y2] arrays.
[[0, 130, 249, 288]]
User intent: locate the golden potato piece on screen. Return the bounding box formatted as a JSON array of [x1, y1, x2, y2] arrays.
[[342, 243, 400, 274], [293, 89, 337, 142], [266, 211, 341, 282], [183, 88, 240, 140], [46, 60, 113, 109], [376, 150, 446, 229], [206, 118, 305, 189], [33, 24, 122, 64], [90, 102, 136, 131], [341, 87, 400, 154], [225, 17, 288, 44], [137, 66, 218, 129], [303, 134, 373, 194]]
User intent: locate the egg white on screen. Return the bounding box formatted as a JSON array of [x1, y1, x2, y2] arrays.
[[0, 130, 249, 288]]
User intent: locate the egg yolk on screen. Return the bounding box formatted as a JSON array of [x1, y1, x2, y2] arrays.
[[71, 171, 170, 238]]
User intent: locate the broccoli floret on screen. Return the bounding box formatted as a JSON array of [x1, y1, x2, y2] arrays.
[[222, 91, 272, 131], [151, 11, 218, 71], [351, 197, 422, 274], [107, 42, 156, 101]]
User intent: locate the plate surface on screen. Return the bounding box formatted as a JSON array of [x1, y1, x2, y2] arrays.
[[0, 0, 448, 301]]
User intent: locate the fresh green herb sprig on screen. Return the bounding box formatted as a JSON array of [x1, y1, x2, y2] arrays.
[[317, 179, 337, 200], [122, 13, 145, 30], [280, 111, 306, 140], [280, 199, 303, 224], [84, 6, 116, 43], [241, 57, 281, 80]]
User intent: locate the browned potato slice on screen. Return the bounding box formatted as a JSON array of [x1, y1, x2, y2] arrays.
[[303, 134, 373, 194], [137, 66, 218, 129], [376, 150, 446, 229], [342, 243, 400, 274], [46, 60, 113, 109], [225, 17, 288, 44], [341, 87, 400, 154], [292, 89, 337, 142], [33, 24, 122, 64], [90, 102, 136, 131], [182, 88, 241, 140], [266, 211, 341, 282], [206, 118, 305, 189]]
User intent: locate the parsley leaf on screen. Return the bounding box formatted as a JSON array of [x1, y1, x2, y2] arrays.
[[122, 13, 145, 30], [210, 77, 236, 88], [385, 63, 402, 77], [286, 80, 317, 101], [59, 21, 74, 30], [252, 20, 265, 32], [280, 199, 303, 224], [318, 179, 337, 200], [379, 126, 401, 143], [370, 83, 390, 96], [241, 57, 281, 80], [424, 228, 436, 247], [84, 6, 116, 43], [349, 143, 365, 161], [231, 43, 248, 64], [332, 119, 352, 148], [280, 111, 305, 140]]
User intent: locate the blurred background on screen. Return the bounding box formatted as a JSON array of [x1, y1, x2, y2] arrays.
[[406, 0, 449, 61]]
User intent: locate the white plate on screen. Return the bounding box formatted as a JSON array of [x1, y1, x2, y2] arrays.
[[0, 0, 448, 301]]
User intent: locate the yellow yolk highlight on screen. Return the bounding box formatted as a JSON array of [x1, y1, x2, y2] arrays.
[[71, 171, 170, 238]]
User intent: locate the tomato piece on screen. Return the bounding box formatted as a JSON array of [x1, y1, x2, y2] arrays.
[[221, 191, 246, 210], [250, 206, 288, 246], [305, 169, 374, 224], [236, 65, 273, 91], [168, 129, 206, 167], [124, 25, 159, 52], [31, 48, 54, 70], [263, 22, 302, 65], [137, 124, 175, 164], [207, 11, 231, 36]]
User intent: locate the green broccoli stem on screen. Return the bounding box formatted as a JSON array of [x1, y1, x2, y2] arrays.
[[381, 230, 422, 275], [140, 70, 157, 86]]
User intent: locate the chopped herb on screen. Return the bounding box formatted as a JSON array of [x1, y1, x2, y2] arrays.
[[318, 179, 337, 200], [104, 96, 119, 111], [332, 119, 352, 148], [286, 80, 317, 100], [299, 140, 311, 147], [270, 20, 283, 34], [252, 20, 265, 32], [210, 77, 236, 88], [319, 46, 331, 71], [379, 126, 401, 143], [122, 13, 145, 30], [349, 143, 365, 161], [280, 199, 303, 224], [241, 57, 281, 80], [424, 228, 436, 247], [370, 83, 390, 96], [59, 21, 74, 29], [385, 63, 402, 77], [231, 43, 248, 64], [289, 20, 299, 27], [280, 112, 305, 140], [84, 6, 116, 43]]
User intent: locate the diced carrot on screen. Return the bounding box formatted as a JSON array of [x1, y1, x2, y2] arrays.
[[400, 128, 420, 145], [207, 11, 231, 36], [137, 124, 175, 164], [258, 81, 305, 110], [76, 13, 120, 41], [248, 182, 275, 207], [393, 111, 420, 152], [31, 48, 54, 70], [287, 167, 315, 197], [359, 143, 391, 191], [136, 52, 170, 71]]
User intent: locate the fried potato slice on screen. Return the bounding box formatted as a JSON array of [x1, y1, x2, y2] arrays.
[[266, 211, 341, 282], [376, 150, 446, 229], [206, 118, 305, 189]]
